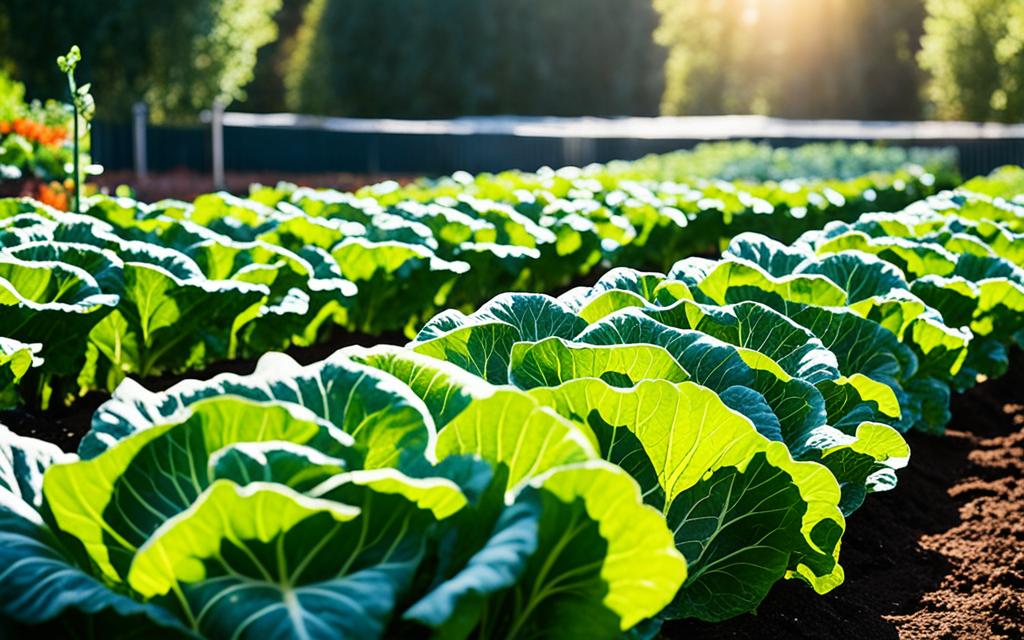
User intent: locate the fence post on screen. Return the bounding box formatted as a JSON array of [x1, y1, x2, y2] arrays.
[[131, 102, 148, 180], [561, 136, 596, 167], [211, 99, 226, 191]]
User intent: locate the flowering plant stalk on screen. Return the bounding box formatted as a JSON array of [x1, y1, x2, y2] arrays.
[[56, 46, 94, 213]]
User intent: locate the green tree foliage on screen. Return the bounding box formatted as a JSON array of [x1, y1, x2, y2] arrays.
[[234, 0, 310, 113], [919, 0, 1024, 122], [654, 0, 926, 119], [0, 0, 281, 122], [285, 0, 665, 118], [0, 70, 27, 121]]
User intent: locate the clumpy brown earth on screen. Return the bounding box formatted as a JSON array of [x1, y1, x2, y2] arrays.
[[889, 418, 1024, 639], [666, 356, 1024, 640]]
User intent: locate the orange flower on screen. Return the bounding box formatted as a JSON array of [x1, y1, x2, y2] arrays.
[[4, 118, 68, 147], [46, 126, 68, 147], [13, 119, 32, 138], [38, 183, 69, 211]]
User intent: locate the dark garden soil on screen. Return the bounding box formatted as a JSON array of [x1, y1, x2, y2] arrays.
[[665, 350, 1024, 640], [2, 340, 1022, 639]]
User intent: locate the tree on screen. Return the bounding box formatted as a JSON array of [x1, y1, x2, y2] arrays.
[[0, 0, 281, 122], [285, 0, 665, 118], [234, 0, 311, 113], [654, 0, 926, 120], [919, 0, 1024, 122]]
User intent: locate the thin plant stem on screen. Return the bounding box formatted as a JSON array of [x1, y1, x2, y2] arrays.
[[72, 97, 79, 213]]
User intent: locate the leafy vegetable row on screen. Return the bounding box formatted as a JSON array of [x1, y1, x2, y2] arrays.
[[0, 155, 945, 408], [1, 348, 686, 639], [1, 170, 1021, 638], [593, 141, 958, 183], [0, 198, 360, 407], [401, 176, 1024, 613], [269, 159, 947, 269]]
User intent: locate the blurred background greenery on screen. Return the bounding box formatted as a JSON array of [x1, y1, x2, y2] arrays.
[[0, 0, 1021, 124]]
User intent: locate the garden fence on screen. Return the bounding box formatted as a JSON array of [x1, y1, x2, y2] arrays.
[[91, 110, 1024, 182]]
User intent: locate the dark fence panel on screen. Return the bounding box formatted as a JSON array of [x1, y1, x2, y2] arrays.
[[954, 139, 1024, 178], [223, 126, 372, 173], [92, 121, 208, 172], [220, 128, 580, 175], [92, 119, 1024, 178], [147, 126, 209, 172], [90, 121, 133, 170]]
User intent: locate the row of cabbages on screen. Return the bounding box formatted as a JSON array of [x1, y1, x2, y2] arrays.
[[2, 169, 1022, 638], [0, 153, 942, 408]]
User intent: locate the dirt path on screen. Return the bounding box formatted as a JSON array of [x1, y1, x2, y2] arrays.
[[665, 353, 1024, 639]]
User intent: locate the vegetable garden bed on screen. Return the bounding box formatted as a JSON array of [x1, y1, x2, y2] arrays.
[[4, 317, 1020, 639], [1, 147, 1023, 639]]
